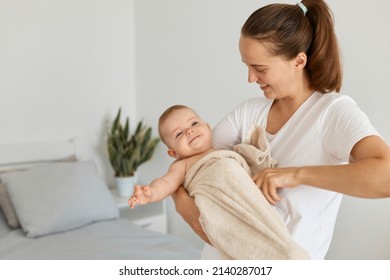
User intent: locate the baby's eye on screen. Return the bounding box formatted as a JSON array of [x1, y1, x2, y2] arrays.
[[191, 121, 199, 126], [175, 132, 183, 139]]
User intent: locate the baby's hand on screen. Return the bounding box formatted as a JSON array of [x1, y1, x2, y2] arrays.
[[128, 194, 138, 209], [127, 185, 151, 209]]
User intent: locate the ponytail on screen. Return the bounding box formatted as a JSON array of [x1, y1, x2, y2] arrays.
[[241, 0, 342, 93]]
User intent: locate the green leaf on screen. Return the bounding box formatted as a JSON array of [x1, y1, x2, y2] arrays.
[[124, 117, 130, 140], [111, 108, 121, 135]]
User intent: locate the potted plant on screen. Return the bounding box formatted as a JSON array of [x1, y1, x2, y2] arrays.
[[107, 108, 160, 197]]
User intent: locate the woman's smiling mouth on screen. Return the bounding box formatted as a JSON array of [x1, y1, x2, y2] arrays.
[[260, 84, 269, 90]]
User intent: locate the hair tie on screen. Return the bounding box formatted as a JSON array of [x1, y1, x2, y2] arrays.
[[296, 2, 308, 15]]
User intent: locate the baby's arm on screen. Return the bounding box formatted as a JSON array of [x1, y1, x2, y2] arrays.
[[128, 160, 186, 208]]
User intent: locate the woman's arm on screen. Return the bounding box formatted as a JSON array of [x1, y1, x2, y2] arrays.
[[254, 135, 390, 204], [171, 186, 211, 244]]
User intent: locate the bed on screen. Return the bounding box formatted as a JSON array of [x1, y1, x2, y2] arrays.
[[0, 140, 201, 260]]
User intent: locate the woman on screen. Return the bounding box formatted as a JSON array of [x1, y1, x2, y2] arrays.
[[172, 0, 390, 259]]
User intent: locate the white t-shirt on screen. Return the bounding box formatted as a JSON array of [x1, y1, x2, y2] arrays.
[[204, 92, 379, 260]]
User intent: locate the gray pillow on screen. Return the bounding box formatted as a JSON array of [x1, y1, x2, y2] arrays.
[[0, 207, 11, 238], [0, 161, 119, 238], [0, 155, 78, 229], [0, 181, 20, 228]]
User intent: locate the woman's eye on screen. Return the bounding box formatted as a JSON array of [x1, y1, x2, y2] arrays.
[[255, 68, 266, 73]]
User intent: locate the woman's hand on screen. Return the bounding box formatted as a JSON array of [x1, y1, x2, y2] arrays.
[[252, 167, 300, 205], [254, 137, 390, 202], [171, 186, 211, 244]]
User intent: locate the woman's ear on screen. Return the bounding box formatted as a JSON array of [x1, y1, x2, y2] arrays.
[[167, 148, 178, 158], [294, 52, 307, 69]]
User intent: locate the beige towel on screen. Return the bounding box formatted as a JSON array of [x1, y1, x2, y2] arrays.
[[184, 126, 309, 259], [233, 125, 278, 174]]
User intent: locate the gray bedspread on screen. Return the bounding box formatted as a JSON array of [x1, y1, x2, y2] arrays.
[[0, 218, 201, 260]]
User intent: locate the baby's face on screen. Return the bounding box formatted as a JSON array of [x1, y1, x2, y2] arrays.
[[161, 108, 212, 159]]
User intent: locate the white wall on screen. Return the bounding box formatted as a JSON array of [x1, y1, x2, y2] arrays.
[[134, 0, 390, 259], [0, 0, 136, 186]]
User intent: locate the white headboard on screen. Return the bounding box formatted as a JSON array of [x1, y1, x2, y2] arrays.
[[0, 139, 77, 169]]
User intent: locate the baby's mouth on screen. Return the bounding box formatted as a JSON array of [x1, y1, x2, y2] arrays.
[[189, 134, 200, 144]]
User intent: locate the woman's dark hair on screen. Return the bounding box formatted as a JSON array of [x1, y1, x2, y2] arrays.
[[241, 0, 342, 93]]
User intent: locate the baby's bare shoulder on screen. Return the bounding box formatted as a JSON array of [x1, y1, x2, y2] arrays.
[[169, 158, 187, 172]]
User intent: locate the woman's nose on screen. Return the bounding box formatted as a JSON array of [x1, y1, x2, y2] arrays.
[[248, 68, 258, 83]]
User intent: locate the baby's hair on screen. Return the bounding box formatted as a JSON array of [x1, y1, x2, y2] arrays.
[[158, 105, 198, 145]]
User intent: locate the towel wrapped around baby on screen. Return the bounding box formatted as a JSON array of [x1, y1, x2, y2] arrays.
[[183, 126, 309, 259]]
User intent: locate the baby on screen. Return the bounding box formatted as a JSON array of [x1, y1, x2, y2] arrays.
[[128, 105, 214, 208]]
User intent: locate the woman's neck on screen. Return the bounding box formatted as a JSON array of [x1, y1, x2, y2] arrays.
[[267, 89, 314, 134]]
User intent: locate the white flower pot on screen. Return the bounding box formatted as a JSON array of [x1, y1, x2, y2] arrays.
[[115, 174, 138, 197]]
